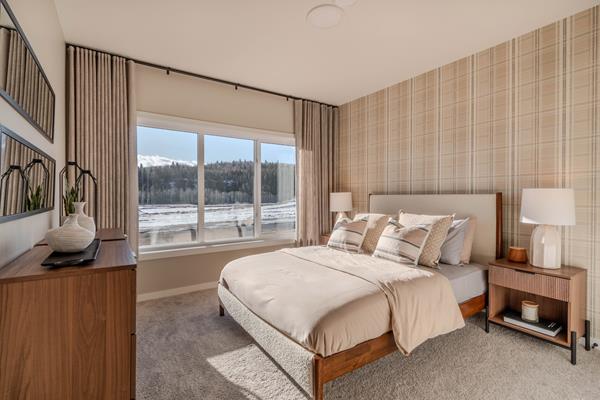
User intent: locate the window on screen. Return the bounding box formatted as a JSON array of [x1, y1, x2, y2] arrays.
[[204, 135, 255, 241], [137, 113, 296, 251], [261, 143, 296, 238], [137, 126, 198, 247]]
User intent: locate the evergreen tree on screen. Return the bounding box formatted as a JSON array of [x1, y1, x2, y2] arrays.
[[138, 161, 295, 205]]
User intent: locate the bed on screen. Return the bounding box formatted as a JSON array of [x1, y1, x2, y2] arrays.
[[218, 193, 503, 400]]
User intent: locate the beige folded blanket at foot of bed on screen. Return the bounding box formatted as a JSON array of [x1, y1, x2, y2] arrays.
[[220, 246, 465, 357]]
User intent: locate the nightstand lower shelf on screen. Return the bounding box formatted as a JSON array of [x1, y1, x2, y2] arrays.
[[488, 314, 568, 347]]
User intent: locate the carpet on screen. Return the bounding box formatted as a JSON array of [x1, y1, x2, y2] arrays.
[[137, 289, 600, 400]]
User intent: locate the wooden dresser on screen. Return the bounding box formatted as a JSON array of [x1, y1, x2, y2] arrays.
[[0, 231, 136, 399]]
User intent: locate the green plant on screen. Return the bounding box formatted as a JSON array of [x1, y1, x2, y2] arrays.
[[26, 185, 44, 211], [62, 184, 79, 215]]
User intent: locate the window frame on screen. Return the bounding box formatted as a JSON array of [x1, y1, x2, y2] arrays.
[[136, 112, 297, 255]]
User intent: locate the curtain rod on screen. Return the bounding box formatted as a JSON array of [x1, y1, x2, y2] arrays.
[[66, 43, 337, 108]]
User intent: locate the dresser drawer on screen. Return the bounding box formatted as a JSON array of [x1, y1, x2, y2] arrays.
[[489, 265, 569, 301]]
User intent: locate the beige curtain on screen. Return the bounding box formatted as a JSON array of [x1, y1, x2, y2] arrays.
[[67, 46, 138, 250], [294, 100, 338, 246]]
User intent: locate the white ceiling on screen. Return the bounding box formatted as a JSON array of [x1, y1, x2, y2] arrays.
[[54, 0, 597, 105]]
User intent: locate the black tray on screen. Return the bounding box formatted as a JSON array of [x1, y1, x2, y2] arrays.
[[42, 239, 101, 268]]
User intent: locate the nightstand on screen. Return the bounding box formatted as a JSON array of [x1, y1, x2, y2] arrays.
[[487, 258, 591, 364], [319, 234, 330, 245]]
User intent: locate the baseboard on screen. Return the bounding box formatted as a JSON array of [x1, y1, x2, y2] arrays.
[[137, 281, 218, 302]]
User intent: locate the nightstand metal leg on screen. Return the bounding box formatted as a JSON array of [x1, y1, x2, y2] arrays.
[[485, 311, 489, 333], [585, 320, 591, 351], [484, 296, 489, 333], [483, 290, 490, 333], [570, 331, 577, 365]]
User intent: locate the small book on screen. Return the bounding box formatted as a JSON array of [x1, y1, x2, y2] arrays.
[[503, 309, 563, 337]]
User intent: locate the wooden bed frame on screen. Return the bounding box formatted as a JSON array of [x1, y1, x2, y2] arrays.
[[219, 193, 503, 400], [311, 293, 487, 400]]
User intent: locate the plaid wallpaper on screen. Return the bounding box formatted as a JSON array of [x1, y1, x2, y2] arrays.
[[337, 7, 600, 337]]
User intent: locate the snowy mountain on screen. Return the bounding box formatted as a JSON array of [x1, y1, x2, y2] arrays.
[[138, 154, 197, 167]]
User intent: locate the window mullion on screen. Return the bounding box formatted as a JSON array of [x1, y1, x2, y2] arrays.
[[198, 132, 205, 243], [254, 141, 261, 238]]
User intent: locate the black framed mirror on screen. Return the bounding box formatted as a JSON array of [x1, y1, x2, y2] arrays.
[[0, 124, 55, 223], [0, 0, 55, 142]]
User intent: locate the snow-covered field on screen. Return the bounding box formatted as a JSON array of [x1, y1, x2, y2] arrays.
[[138, 201, 296, 246]]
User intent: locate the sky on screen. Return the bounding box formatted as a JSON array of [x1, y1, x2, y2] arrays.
[[137, 126, 295, 164]]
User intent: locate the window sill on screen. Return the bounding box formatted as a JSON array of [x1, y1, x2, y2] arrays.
[[138, 238, 296, 261]]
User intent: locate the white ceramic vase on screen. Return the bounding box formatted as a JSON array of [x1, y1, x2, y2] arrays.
[[45, 214, 95, 253], [73, 201, 96, 233]]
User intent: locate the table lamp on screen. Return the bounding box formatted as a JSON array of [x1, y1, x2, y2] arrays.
[[330, 192, 353, 222], [520, 188, 575, 269]]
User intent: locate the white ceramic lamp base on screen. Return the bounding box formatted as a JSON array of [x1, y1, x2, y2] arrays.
[[530, 224, 561, 269]]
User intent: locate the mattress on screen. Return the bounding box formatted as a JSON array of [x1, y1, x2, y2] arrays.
[[220, 249, 392, 357], [435, 262, 488, 303]]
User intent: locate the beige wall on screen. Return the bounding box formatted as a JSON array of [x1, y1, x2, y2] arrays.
[[337, 7, 600, 337], [0, 0, 65, 266], [138, 244, 289, 295], [135, 64, 295, 296], [136, 64, 294, 133]]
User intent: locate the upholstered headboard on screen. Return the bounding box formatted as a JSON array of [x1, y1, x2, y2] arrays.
[[369, 193, 503, 263]]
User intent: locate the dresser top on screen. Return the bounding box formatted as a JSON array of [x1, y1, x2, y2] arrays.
[[489, 258, 586, 279], [0, 239, 136, 283], [35, 228, 126, 246]]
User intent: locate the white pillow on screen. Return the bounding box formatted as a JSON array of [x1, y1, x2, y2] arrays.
[[460, 217, 477, 264], [440, 218, 470, 265], [353, 213, 388, 229]]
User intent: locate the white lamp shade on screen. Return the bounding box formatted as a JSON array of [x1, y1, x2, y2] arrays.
[[520, 188, 576, 226], [330, 192, 352, 212]]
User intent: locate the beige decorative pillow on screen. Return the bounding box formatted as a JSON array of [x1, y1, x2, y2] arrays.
[[327, 218, 368, 253], [373, 220, 431, 265], [353, 213, 388, 254], [398, 212, 454, 268]]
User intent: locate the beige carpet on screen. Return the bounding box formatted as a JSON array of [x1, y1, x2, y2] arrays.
[[137, 289, 600, 400]]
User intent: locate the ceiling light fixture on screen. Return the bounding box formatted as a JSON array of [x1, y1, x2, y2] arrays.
[[306, 4, 344, 29], [334, 0, 358, 7]]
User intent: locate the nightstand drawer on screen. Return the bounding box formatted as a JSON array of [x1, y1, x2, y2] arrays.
[[489, 265, 569, 301]]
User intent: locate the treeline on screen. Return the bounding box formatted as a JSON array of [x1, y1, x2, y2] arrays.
[[138, 161, 295, 205]]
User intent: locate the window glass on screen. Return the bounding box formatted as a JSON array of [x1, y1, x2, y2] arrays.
[[260, 143, 296, 238], [204, 135, 254, 241], [137, 126, 198, 246]]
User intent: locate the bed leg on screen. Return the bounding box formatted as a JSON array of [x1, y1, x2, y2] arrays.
[[313, 355, 324, 400], [219, 303, 224, 317]]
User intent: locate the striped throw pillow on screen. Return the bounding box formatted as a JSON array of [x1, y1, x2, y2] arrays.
[[327, 218, 368, 253], [398, 212, 454, 268], [373, 220, 431, 265]]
